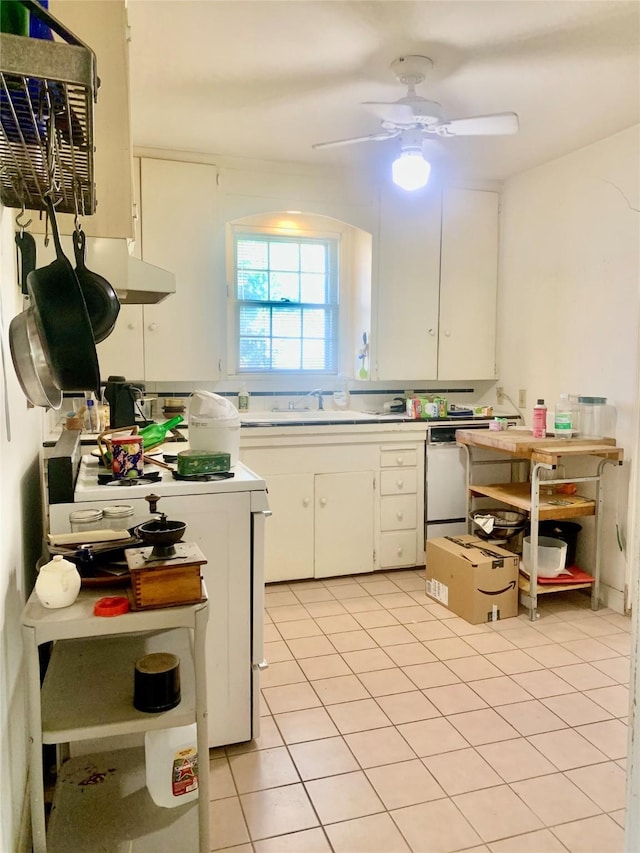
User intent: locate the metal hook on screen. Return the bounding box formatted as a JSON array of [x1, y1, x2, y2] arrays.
[[15, 205, 32, 233]]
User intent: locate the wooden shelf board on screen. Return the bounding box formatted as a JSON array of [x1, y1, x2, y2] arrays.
[[518, 574, 594, 596], [468, 482, 595, 519]]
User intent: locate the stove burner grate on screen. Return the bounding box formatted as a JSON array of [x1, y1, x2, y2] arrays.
[[97, 471, 162, 487]]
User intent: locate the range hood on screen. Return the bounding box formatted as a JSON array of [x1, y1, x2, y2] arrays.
[[31, 234, 176, 305], [87, 238, 176, 305]]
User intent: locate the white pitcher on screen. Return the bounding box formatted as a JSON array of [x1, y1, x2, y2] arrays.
[[35, 555, 81, 609]]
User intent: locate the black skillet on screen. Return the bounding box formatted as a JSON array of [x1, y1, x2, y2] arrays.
[[27, 197, 100, 395], [72, 227, 121, 343]]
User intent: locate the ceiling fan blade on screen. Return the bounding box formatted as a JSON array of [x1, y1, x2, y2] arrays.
[[436, 112, 519, 137], [312, 130, 398, 149], [362, 101, 415, 124]]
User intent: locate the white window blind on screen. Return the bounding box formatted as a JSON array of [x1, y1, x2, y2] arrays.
[[234, 232, 339, 373]]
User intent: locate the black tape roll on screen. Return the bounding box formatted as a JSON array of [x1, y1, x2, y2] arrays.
[[134, 652, 181, 712]]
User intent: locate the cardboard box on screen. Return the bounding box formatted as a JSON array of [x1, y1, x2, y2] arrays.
[[425, 535, 519, 623]]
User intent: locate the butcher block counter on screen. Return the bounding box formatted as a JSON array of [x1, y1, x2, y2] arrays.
[[455, 427, 623, 619], [455, 427, 623, 463]]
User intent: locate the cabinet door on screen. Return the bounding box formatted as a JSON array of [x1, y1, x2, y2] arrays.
[[46, 1, 133, 239], [140, 159, 222, 382], [438, 189, 499, 379], [96, 159, 144, 379], [96, 304, 144, 381], [314, 471, 374, 578], [263, 474, 314, 583], [375, 185, 442, 380]]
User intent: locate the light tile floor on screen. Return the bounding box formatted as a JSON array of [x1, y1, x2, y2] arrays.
[[208, 570, 632, 852]]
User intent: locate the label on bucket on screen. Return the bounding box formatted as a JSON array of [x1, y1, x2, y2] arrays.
[[172, 746, 199, 798]]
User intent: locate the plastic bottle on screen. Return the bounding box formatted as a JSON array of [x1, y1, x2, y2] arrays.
[[553, 392, 575, 439], [144, 723, 199, 808], [532, 399, 547, 438], [137, 415, 184, 451], [237, 385, 250, 412]]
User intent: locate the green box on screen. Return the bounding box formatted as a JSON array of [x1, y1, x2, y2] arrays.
[[177, 450, 231, 476]]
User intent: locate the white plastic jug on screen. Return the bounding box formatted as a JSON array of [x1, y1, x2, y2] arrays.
[[144, 723, 199, 808], [188, 390, 240, 465]]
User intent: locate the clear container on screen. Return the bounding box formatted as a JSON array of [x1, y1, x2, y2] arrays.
[[522, 535, 568, 578], [69, 508, 103, 533], [577, 396, 616, 439]]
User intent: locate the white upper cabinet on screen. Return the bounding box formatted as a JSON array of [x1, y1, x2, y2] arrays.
[[140, 158, 222, 382], [375, 185, 442, 380], [45, 0, 134, 239], [374, 186, 499, 381], [438, 188, 499, 380]]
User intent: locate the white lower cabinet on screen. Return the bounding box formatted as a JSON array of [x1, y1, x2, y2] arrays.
[[262, 473, 315, 582], [241, 428, 426, 583], [314, 471, 375, 578]]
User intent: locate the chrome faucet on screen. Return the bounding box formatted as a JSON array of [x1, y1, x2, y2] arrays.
[[308, 389, 324, 411]]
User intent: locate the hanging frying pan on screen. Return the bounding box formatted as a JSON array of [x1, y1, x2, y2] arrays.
[[8, 231, 63, 409], [9, 307, 63, 409], [72, 228, 120, 343], [27, 197, 100, 395]]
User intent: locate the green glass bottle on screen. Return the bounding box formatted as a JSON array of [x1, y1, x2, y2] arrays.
[[138, 415, 184, 451]]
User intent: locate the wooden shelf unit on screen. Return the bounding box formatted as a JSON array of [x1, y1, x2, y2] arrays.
[[456, 428, 623, 620]]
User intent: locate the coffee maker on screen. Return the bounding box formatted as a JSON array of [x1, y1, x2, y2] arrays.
[[104, 376, 137, 428]]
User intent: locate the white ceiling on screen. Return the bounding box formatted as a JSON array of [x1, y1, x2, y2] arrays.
[[126, 0, 640, 184]]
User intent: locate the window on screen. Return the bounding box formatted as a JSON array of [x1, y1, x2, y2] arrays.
[[233, 231, 339, 373]]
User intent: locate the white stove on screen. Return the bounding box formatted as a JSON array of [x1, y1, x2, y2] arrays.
[[70, 454, 266, 504], [47, 453, 270, 749]]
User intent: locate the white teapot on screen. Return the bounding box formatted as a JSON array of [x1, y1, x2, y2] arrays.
[[35, 555, 81, 609]]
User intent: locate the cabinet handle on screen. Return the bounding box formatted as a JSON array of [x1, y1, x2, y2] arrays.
[[396, 511, 404, 521], [148, 322, 157, 332], [397, 546, 404, 556], [319, 497, 327, 507], [444, 330, 451, 337], [396, 479, 404, 489], [396, 456, 404, 465], [302, 497, 310, 507], [428, 328, 435, 336], [127, 322, 136, 330]]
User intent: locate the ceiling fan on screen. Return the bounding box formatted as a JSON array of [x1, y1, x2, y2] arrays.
[[312, 55, 519, 190], [313, 55, 519, 149]]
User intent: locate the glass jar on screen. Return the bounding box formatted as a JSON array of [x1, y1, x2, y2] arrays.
[[102, 505, 134, 529], [577, 396, 617, 439], [69, 508, 103, 533]]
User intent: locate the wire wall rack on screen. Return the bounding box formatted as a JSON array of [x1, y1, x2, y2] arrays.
[[0, 1, 97, 216]]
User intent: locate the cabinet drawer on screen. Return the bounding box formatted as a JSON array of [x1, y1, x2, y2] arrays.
[[379, 531, 417, 568], [380, 468, 418, 495], [380, 448, 418, 468], [380, 495, 417, 531]]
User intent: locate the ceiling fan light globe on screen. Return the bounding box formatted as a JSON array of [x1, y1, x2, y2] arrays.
[[392, 152, 431, 191]]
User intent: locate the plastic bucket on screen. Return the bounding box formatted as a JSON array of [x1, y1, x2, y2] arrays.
[[538, 521, 582, 567], [522, 536, 568, 578]]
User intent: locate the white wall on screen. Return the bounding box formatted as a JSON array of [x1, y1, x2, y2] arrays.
[[0, 205, 46, 851], [497, 124, 640, 608]]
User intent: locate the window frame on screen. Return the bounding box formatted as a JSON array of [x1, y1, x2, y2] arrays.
[[230, 224, 341, 376]]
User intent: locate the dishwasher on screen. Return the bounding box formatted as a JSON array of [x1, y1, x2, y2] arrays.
[[425, 420, 521, 540]]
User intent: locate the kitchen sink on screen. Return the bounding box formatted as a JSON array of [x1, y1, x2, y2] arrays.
[[240, 410, 387, 424]]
